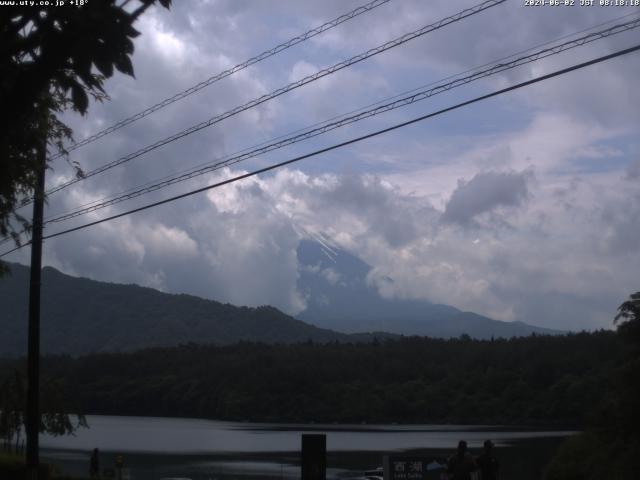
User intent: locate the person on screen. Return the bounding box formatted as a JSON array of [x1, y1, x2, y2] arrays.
[[116, 454, 124, 480], [476, 440, 500, 480], [89, 448, 100, 479], [447, 440, 477, 480]]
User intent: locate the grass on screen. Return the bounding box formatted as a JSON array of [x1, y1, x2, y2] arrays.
[[0, 451, 90, 480]]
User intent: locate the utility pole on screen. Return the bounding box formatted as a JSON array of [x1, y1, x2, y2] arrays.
[[26, 141, 46, 480]]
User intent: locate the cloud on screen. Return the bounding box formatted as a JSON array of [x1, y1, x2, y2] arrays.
[[599, 190, 640, 256], [442, 171, 531, 226], [4, 0, 639, 335], [321, 267, 343, 286], [6, 164, 639, 332], [626, 158, 640, 180]]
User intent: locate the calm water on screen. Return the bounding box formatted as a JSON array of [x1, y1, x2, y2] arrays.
[[40, 415, 574, 480]]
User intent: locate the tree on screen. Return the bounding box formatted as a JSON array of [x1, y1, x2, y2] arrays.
[[0, 371, 24, 453], [0, 0, 171, 261], [0, 370, 86, 454], [615, 291, 640, 344]]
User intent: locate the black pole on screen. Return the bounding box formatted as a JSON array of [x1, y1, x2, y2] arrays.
[[26, 144, 45, 480]]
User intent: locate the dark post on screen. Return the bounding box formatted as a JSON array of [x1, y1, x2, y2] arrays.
[[301, 434, 326, 480], [26, 143, 46, 480]]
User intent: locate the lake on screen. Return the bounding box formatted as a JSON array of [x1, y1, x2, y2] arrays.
[[40, 415, 575, 480]]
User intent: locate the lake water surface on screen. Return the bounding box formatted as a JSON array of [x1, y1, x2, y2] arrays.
[[40, 415, 575, 480]]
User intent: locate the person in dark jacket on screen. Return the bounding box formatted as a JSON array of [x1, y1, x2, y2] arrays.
[[447, 440, 476, 480], [476, 440, 500, 480]]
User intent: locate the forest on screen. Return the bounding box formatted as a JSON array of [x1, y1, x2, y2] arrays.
[[0, 330, 628, 426], [2, 304, 639, 479]]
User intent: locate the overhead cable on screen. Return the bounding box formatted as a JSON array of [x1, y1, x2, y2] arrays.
[[40, 0, 506, 198], [42, 18, 640, 225], [44, 11, 638, 222], [2, 12, 637, 247], [47, 0, 393, 161], [2, 42, 637, 259]]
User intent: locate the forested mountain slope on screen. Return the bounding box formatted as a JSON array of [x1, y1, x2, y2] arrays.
[[0, 263, 351, 355]]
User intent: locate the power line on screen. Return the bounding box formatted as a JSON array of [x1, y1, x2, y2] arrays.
[[25, 1, 627, 251], [41, 10, 638, 223], [40, 18, 640, 225], [3, 13, 638, 248], [39, 0, 506, 199], [46, 0, 393, 162], [3, 43, 637, 259]]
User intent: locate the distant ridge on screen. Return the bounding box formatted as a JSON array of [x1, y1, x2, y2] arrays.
[[296, 239, 563, 339], [0, 242, 562, 357], [0, 262, 354, 356]]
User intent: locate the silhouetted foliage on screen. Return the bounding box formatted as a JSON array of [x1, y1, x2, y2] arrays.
[[0, 0, 171, 256], [0, 331, 625, 426], [0, 452, 57, 480], [544, 291, 640, 480], [615, 291, 640, 344], [0, 369, 87, 454]]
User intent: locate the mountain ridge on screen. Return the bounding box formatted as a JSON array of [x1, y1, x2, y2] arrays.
[[296, 239, 563, 338], [1, 243, 562, 357], [0, 262, 353, 356]]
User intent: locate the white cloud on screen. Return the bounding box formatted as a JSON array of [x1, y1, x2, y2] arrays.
[[7, 162, 638, 332], [145, 224, 198, 259], [5, 0, 638, 334]]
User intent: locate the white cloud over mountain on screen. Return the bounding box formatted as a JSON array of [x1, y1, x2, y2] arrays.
[[5, 0, 639, 331]]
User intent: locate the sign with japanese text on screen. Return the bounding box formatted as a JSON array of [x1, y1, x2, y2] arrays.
[[383, 455, 446, 480]]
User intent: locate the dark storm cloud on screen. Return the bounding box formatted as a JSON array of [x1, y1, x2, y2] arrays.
[[442, 171, 531, 226]]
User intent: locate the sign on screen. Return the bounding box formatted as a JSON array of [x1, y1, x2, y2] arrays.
[[383, 455, 446, 480], [301, 434, 326, 480]]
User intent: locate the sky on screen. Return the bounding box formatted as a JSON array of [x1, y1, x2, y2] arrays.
[[5, 0, 640, 331]]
